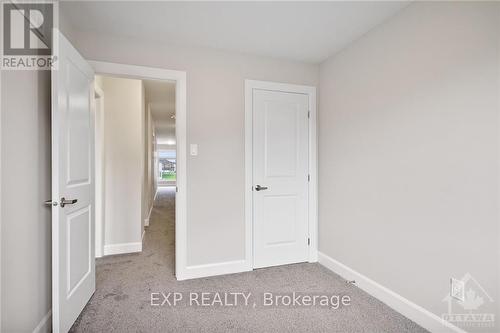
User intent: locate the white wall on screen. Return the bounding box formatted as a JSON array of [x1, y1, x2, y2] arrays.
[[157, 143, 176, 151], [153, 127, 158, 196], [95, 74, 104, 92], [143, 104, 156, 226], [1, 71, 52, 332], [319, 1, 500, 330], [140, 81, 146, 234], [101, 76, 144, 248], [69, 31, 319, 266], [94, 76, 107, 258]]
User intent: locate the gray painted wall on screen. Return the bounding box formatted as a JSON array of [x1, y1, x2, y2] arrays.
[[318, 2, 500, 330], [67, 30, 320, 266], [1, 70, 52, 331]]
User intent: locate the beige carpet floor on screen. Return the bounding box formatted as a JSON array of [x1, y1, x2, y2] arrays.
[[70, 186, 427, 333]]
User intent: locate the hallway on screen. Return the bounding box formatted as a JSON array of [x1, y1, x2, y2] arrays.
[[71, 186, 176, 331], [71, 187, 426, 333]]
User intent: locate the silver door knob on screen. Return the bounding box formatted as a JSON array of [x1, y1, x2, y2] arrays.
[[60, 197, 78, 207], [44, 200, 58, 207], [255, 185, 268, 191]]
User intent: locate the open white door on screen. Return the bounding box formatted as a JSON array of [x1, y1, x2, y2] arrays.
[[51, 32, 95, 332]]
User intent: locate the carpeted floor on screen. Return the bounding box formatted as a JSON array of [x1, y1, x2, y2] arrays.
[[70, 186, 427, 333]]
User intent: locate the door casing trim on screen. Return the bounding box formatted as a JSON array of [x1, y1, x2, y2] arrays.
[[244, 79, 318, 270], [93, 84, 105, 258]]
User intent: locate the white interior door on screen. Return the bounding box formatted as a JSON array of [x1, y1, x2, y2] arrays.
[[253, 89, 309, 269], [51, 32, 95, 332]]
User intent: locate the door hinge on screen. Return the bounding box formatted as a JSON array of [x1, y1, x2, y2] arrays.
[[307, 238, 310, 246], [308, 174, 310, 182], [176, 186, 178, 193], [308, 111, 310, 119]]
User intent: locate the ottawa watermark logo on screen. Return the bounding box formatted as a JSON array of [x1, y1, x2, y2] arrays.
[[442, 273, 495, 329], [1, 1, 58, 70]]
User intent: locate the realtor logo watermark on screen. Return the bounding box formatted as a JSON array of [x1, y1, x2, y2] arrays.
[[442, 273, 495, 329], [1, 1, 58, 70]]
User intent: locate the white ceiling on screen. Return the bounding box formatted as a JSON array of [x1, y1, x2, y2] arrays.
[[143, 79, 176, 145], [61, 1, 409, 64]]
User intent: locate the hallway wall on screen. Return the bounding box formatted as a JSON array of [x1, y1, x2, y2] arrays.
[[101, 76, 145, 250], [143, 104, 156, 228]]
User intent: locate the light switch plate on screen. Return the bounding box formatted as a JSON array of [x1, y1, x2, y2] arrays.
[[190, 144, 198, 156], [450, 277, 465, 302]]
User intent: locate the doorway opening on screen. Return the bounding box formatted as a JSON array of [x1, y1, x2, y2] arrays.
[[93, 74, 177, 255], [145, 78, 177, 190], [90, 62, 187, 280], [144, 79, 177, 229]]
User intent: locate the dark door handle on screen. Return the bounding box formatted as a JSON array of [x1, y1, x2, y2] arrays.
[[60, 197, 78, 208], [255, 185, 268, 191]]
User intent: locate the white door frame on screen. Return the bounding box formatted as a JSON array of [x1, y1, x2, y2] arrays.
[[88, 61, 188, 280], [94, 84, 105, 258], [244, 79, 318, 269]]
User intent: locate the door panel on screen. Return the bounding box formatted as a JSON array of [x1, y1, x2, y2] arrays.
[[52, 32, 95, 333], [66, 63, 91, 185], [263, 195, 297, 245], [253, 89, 309, 269], [67, 207, 91, 295], [265, 103, 297, 177]]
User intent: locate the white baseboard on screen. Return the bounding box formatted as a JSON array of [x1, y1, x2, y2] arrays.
[[145, 204, 153, 227], [104, 242, 142, 256], [318, 252, 465, 333], [178, 260, 251, 280], [95, 247, 104, 258], [33, 310, 51, 333]]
